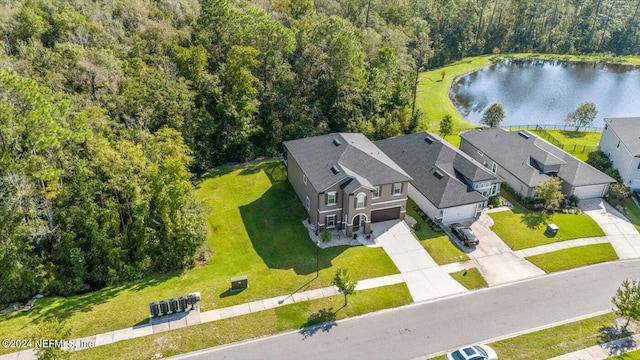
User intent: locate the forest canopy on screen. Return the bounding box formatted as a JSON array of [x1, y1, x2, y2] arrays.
[[1, 0, 639, 304]]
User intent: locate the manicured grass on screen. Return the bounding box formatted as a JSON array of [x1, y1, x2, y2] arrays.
[[489, 312, 620, 360], [608, 350, 640, 359], [449, 268, 488, 290], [528, 129, 602, 161], [431, 312, 619, 360], [0, 159, 400, 355], [526, 243, 618, 273], [68, 284, 412, 360], [623, 198, 640, 233], [406, 199, 470, 265], [489, 192, 605, 250]]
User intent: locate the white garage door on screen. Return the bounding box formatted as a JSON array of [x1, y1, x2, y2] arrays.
[[573, 184, 606, 199], [444, 204, 479, 223]]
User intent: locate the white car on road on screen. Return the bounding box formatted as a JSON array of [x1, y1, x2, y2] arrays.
[[445, 344, 497, 360]]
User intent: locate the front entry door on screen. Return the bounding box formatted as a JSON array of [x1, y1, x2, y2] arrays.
[[353, 215, 363, 231]]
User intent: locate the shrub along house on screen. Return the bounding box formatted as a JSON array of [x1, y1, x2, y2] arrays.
[[598, 117, 640, 191], [460, 128, 615, 200], [376, 132, 501, 224], [283, 133, 412, 237]]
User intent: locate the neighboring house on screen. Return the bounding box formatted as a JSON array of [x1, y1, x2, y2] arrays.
[[376, 132, 501, 224], [460, 128, 615, 200], [599, 117, 640, 191], [283, 133, 412, 237]]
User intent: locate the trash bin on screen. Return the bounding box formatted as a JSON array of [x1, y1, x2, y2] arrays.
[[546, 224, 559, 236], [149, 302, 160, 317], [169, 298, 178, 314], [178, 296, 187, 312], [159, 300, 169, 316]]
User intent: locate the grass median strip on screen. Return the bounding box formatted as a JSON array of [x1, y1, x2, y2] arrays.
[[449, 268, 488, 290], [68, 284, 412, 360], [526, 243, 618, 273]]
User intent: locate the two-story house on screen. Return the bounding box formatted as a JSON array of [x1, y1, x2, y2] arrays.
[[599, 117, 640, 191], [283, 133, 412, 237], [376, 132, 501, 224]]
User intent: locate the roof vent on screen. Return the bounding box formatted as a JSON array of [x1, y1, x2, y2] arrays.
[[518, 131, 531, 139], [424, 136, 434, 144], [433, 170, 443, 180], [332, 139, 341, 146], [331, 165, 340, 175]]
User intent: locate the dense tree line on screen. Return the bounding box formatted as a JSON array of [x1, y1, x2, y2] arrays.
[[0, 0, 638, 304]]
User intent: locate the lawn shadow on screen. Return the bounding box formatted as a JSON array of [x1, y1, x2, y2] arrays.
[[598, 324, 635, 356], [299, 307, 338, 339], [560, 130, 587, 139], [239, 180, 345, 275], [520, 211, 549, 229], [219, 288, 246, 298]]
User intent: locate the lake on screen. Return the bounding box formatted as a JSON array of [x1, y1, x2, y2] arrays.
[[450, 60, 640, 128]]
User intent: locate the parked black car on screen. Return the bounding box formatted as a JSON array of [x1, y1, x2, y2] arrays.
[[449, 223, 479, 247]]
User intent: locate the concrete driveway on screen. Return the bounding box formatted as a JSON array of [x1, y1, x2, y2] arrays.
[[371, 220, 467, 302], [579, 198, 640, 259], [445, 212, 545, 287]]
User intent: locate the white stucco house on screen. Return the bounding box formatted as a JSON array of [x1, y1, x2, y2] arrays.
[[599, 117, 640, 191]]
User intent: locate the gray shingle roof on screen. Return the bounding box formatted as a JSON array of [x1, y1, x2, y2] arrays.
[[375, 132, 499, 208], [605, 118, 640, 156], [283, 133, 412, 193], [460, 128, 615, 188]]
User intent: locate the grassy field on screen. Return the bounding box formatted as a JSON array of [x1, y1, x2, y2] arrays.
[[69, 284, 412, 360], [526, 243, 619, 273], [0, 159, 401, 355], [431, 312, 621, 360], [449, 268, 488, 290], [406, 199, 470, 265], [489, 192, 605, 250], [528, 129, 602, 161]]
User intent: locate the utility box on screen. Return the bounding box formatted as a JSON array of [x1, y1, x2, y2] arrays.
[[230, 276, 248, 292], [546, 223, 559, 236], [188, 292, 201, 302], [149, 302, 160, 317]]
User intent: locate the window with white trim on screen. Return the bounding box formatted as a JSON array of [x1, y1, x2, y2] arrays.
[[327, 192, 337, 205], [326, 215, 336, 229], [356, 193, 366, 209], [303, 175, 307, 184], [478, 150, 484, 157], [491, 162, 498, 174], [393, 183, 402, 195], [372, 186, 380, 198], [305, 196, 310, 210]]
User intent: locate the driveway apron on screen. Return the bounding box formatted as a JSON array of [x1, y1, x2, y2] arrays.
[[373, 221, 467, 302], [579, 198, 640, 259]]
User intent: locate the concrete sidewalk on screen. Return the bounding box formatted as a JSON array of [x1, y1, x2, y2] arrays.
[[580, 198, 640, 259]]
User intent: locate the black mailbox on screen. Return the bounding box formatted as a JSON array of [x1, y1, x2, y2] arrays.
[[149, 302, 160, 317], [159, 300, 169, 316], [178, 296, 187, 312], [169, 298, 178, 313], [230, 275, 248, 292], [187, 294, 196, 309]]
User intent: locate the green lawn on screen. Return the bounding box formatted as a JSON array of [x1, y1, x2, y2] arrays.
[[0, 159, 400, 355], [623, 198, 640, 233], [489, 192, 605, 250], [528, 129, 602, 161], [69, 284, 412, 360], [526, 243, 619, 273], [430, 312, 620, 360], [449, 268, 488, 290], [609, 350, 640, 359], [406, 198, 470, 265]]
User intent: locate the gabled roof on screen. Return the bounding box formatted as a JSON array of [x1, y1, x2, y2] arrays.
[[375, 132, 499, 209], [605, 117, 640, 156], [283, 133, 412, 193], [460, 128, 615, 188]]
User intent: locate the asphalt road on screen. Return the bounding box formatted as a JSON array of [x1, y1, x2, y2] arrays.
[[171, 260, 640, 360]]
